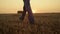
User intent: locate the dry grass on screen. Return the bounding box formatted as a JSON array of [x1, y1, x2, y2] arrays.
[[0, 13, 60, 34]]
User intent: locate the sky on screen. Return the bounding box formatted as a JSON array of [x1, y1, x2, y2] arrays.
[[0, 0, 60, 13]]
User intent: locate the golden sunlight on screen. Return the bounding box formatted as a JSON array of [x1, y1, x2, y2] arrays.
[[0, 0, 60, 13], [32, 9, 36, 13]]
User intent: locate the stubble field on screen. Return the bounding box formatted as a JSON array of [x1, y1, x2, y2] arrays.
[[0, 13, 60, 34]]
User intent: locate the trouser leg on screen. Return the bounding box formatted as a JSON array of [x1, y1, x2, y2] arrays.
[[27, 6, 34, 24], [21, 6, 26, 20]]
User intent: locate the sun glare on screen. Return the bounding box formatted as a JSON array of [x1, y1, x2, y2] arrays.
[[32, 9, 36, 13]]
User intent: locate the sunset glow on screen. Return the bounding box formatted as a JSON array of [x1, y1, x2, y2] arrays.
[[0, 0, 60, 13], [32, 9, 36, 13]]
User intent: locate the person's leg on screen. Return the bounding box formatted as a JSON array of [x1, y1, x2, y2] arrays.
[[20, 6, 26, 21], [27, 6, 34, 24]]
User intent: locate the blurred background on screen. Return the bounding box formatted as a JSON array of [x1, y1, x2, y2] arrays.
[[0, 0, 60, 14]]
